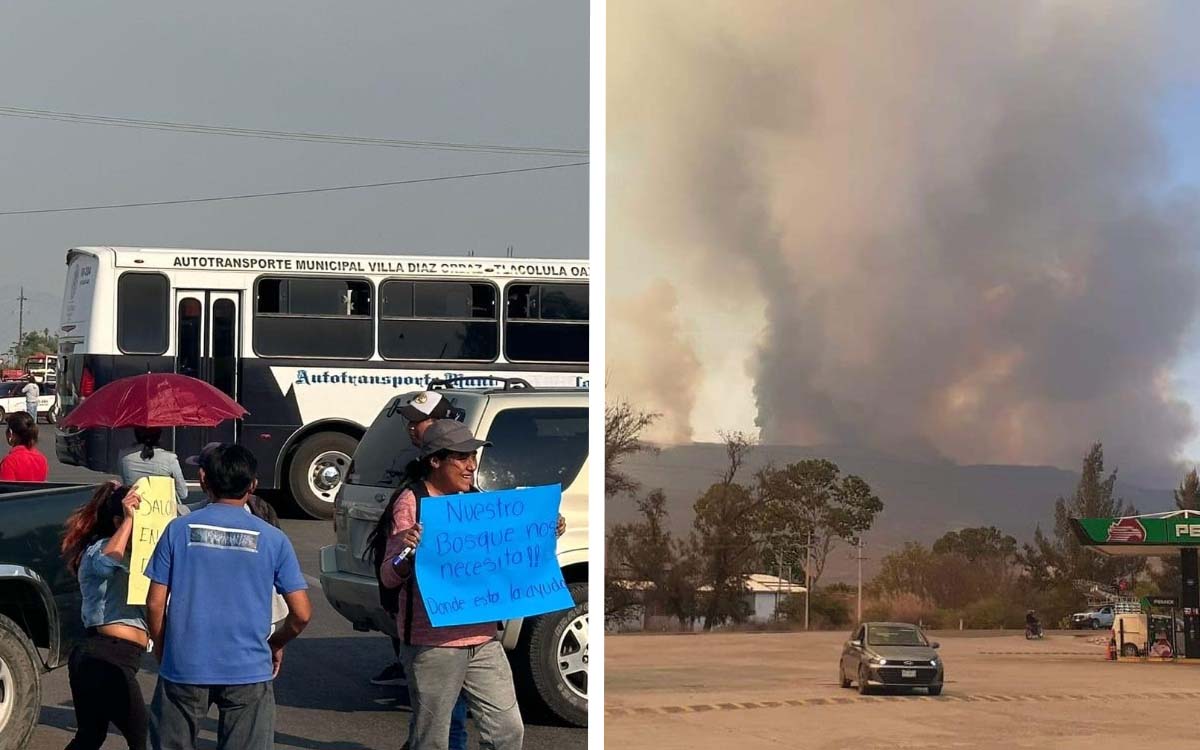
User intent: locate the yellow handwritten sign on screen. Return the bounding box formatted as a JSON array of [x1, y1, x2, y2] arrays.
[[126, 476, 177, 606]]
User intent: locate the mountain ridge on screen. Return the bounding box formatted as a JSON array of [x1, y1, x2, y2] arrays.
[[606, 442, 1177, 584]]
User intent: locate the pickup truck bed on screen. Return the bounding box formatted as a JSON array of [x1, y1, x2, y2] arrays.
[[0, 481, 100, 748]]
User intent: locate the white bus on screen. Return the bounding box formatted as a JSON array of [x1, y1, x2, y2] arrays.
[[55, 246, 588, 517]]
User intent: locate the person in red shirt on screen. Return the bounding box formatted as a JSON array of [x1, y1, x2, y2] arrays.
[[0, 411, 49, 481]]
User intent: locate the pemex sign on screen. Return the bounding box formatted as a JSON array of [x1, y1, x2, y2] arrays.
[[1072, 512, 1200, 553]]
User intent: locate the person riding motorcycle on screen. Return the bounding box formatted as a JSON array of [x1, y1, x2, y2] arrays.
[[1025, 610, 1042, 637]]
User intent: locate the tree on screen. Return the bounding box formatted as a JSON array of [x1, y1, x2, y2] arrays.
[[8, 328, 56, 365], [780, 584, 852, 628], [873, 542, 936, 599], [756, 459, 884, 590], [658, 547, 703, 628], [606, 489, 675, 625], [1021, 443, 1143, 592], [1176, 469, 1200, 511], [690, 431, 761, 630], [607, 489, 702, 629], [932, 527, 1017, 563], [604, 398, 660, 498], [1149, 468, 1200, 595], [872, 531, 1027, 622], [929, 528, 1019, 609]]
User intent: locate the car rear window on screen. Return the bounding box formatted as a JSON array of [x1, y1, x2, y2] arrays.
[[348, 409, 425, 489], [348, 396, 468, 489]]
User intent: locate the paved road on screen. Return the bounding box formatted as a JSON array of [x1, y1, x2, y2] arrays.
[[608, 629, 1200, 749], [26, 450, 586, 749]]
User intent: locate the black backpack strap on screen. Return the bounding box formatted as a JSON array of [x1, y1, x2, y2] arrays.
[[403, 481, 429, 646], [375, 489, 404, 616]]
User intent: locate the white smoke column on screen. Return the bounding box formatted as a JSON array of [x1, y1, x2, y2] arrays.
[[607, 279, 700, 444], [609, 1, 1200, 480]]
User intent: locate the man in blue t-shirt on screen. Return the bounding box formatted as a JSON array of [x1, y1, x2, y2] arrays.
[[145, 443, 311, 750]]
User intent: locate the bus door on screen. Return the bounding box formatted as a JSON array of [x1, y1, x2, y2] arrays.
[[173, 290, 241, 479]]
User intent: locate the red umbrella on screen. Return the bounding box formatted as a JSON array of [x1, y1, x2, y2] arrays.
[[59, 373, 248, 429]]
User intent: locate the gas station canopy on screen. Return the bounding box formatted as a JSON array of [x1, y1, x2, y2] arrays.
[[1071, 510, 1200, 658], [1071, 509, 1200, 556]]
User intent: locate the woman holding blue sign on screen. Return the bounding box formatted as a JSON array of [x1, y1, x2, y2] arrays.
[[367, 390, 470, 750], [378, 420, 563, 750]]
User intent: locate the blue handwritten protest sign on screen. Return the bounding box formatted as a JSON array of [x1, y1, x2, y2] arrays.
[[416, 484, 574, 627]]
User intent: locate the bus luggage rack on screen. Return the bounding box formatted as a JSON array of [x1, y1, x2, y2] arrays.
[[428, 376, 534, 391]]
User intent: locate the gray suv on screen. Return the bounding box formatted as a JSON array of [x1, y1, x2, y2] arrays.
[[319, 384, 589, 726]]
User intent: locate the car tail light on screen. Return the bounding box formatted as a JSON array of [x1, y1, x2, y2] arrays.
[[80, 366, 95, 398]]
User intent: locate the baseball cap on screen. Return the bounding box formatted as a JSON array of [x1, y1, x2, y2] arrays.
[[184, 441, 223, 467], [397, 391, 454, 423], [419, 420, 492, 458]]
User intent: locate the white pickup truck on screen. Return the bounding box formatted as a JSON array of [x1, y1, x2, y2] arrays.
[[1070, 604, 1116, 629], [0, 381, 58, 423]]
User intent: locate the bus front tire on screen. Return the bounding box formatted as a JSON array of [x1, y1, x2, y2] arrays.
[[287, 432, 357, 520]]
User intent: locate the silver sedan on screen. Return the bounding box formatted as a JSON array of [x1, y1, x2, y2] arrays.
[[839, 622, 944, 695]]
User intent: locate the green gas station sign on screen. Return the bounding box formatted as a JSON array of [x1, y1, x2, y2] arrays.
[[1074, 516, 1200, 546]]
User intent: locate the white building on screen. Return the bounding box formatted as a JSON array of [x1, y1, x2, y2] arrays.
[[606, 573, 807, 632], [743, 573, 807, 623]]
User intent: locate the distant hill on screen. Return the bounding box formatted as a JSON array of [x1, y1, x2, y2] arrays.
[[606, 442, 1176, 584]]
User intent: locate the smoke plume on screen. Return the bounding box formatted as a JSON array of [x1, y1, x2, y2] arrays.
[[609, 1, 1200, 480], [607, 279, 700, 444]]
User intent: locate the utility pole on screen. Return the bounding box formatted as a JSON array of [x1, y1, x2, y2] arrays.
[[854, 538, 867, 623], [805, 529, 812, 630], [775, 547, 784, 620], [16, 286, 27, 366]]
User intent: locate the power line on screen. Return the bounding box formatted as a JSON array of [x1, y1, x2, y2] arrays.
[[0, 161, 588, 216], [0, 105, 588, 157]]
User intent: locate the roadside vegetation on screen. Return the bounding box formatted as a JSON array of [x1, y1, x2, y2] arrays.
[[606, 403, 1188, 631]]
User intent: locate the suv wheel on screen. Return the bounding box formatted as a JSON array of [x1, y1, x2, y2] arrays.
[[514, 582, 587, 726], [1090, 619, 1100, 630], [287, 432, 357, 520], [0, 614, 41, 750]]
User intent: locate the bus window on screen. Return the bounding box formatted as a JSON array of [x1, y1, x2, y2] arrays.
[[212, 299, 237, 397], [253, 277, 374, 358], [540, 284, 588, 319], [117, 273, 169, 354], [176, 297, 203, 378], [505, 283, 588, 363], [379, 280, 498, 361]]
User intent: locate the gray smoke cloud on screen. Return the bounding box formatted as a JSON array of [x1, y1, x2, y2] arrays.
[[609, 1, 1200, 481], [607, 279, 700, 444]]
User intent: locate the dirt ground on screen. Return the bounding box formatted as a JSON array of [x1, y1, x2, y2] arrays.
[[606, 629, 1200, 749]]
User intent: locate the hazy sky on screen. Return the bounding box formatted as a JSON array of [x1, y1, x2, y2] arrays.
[[608, 1, 1200, 486], [0, 1, 588, 336]]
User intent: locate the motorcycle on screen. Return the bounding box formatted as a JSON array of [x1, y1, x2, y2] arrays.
[[1024, 622, 1044, 639]]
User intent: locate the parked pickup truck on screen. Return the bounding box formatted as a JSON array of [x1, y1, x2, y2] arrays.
[[0, 481, 97, 748], [320, 383, 589, 726], [0, 381, 59, 424], [1070, 604, 1116, 629]]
